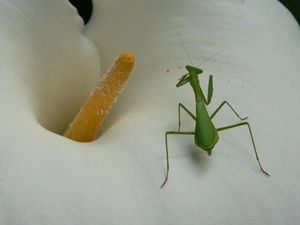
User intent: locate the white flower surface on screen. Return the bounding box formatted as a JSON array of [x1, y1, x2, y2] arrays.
[[1, 0, 300, 224]]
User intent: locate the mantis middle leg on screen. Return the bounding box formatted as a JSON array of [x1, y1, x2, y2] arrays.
[[177, 103, 196, 132], [210, 101, 248, 120]]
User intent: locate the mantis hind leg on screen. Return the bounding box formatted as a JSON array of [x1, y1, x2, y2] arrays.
[[210, 101, 248, 120], [161, 131, 195, 188], [216, 122, 270, 177], [177, 103, 196, 132]]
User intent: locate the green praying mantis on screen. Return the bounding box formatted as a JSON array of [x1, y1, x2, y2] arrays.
[[161, 36, 270, 188]]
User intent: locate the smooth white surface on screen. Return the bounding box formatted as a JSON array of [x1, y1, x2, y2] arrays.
[[1, 0, 300, 224]]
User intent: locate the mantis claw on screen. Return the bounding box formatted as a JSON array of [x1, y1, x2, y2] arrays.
[[262, 169, 270, 177]]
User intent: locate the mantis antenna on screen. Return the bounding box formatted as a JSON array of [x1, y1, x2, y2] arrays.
[[177, 33, 194, 66], [177, 33, 223, 70]]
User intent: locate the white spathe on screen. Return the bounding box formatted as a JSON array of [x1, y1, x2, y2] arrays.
[[0, 0, 100, 134], [1, 0, 300, 224]]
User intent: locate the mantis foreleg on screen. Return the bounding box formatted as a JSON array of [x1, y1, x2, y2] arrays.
[[198, 75, 213, 105]]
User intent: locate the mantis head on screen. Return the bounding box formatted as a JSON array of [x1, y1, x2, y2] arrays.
[[176, 65, 203, 87]]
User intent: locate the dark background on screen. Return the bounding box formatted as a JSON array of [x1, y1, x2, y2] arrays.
[[68, 0, 300, 26], [278, 0, 300, 25]]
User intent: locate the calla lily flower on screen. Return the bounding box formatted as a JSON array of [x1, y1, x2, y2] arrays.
[[1, 0, 300, 224]]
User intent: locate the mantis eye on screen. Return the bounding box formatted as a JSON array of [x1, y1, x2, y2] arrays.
[[186, 65, 203, 74]]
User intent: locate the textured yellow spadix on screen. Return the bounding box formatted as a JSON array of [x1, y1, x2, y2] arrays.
[[65, 52, 135, 142]]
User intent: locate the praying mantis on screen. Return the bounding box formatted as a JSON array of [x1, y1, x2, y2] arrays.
[[161, 37, 270, 188]]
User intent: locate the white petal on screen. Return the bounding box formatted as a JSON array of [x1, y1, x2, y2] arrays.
[[0, 0, 99, 133], [85, 0, 300, 224], [1, 0, 300, 224]]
